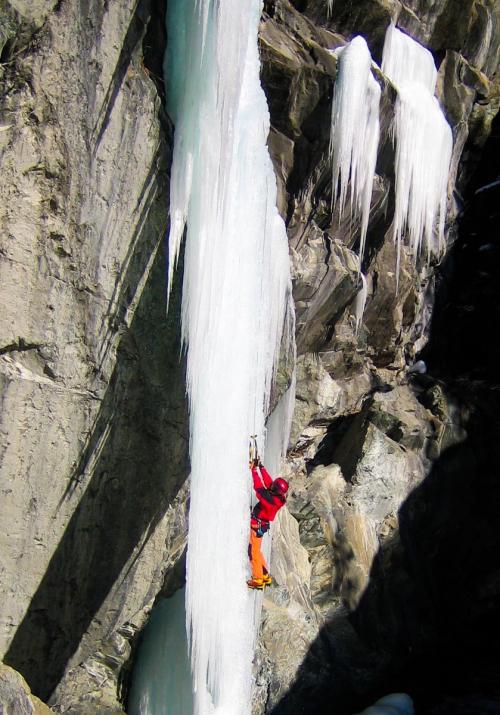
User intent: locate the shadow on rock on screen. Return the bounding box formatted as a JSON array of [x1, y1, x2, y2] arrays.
[[4, 238, 189, 701], [270, 390, 500, 715], [270, 106, 500, 715]]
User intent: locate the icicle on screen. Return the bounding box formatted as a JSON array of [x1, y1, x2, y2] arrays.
[[354, 272, 367, 334], [330, 36, 381, 267], [382, 24, 452, 278], [165, 1, 295, 713], [326, 0, 333, 17]]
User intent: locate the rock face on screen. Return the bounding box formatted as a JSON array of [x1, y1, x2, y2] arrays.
[[0, 0, 499, 713], [253, 1, 500, 714], [0, 662, 54, 715], [0, 0, 190, 712]]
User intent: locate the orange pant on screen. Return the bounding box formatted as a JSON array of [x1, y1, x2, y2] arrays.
[[249, 528, 268, 580]]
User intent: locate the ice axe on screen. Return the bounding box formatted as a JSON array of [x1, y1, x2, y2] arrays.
[[249, 434, 260, 467]]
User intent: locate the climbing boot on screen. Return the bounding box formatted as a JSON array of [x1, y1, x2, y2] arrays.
[[262, 573, 273, 586], [247, 578, 264, 590]]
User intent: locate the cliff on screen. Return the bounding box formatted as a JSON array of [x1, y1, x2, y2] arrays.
[[0, 1, 188, 712], [256, 2, 500, 714], [0, 0, 499, 713]]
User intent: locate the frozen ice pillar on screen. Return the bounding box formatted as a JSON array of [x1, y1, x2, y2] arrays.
[[382, 24, 452, 274], [330, 35, 381, 266], [165, 1, 294, 714]]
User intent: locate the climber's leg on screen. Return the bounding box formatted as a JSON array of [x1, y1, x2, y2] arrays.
[[248, 528, 264, 581]]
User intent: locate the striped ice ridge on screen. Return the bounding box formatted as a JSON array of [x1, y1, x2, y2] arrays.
[[382, 23, 453, 277], [165, 1, 295, 714]]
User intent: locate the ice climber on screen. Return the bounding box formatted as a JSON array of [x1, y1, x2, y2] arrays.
[[247, 459, 289, 590]]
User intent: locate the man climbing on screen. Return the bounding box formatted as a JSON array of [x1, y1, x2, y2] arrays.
[[247, 458, 289, 590]]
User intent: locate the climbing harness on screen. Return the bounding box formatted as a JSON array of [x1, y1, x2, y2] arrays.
[[252, 515, 270, 537]]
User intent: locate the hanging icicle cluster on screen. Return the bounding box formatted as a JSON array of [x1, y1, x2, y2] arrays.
[[382, 23, 452, 275], [330, 35, 381, 267], [165, 1, 294, 713]]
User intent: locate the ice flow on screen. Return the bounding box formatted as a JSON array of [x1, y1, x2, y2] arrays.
[[382, 24, 452, 276], [330, 35, 381, 267], [165, 1, 294, 713]]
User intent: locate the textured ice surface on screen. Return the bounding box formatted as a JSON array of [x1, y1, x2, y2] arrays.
[[165, 1, 294, 713], [330, 36, 381, 266], [263, 375, 296, 476], [382, 24, 452, 275], [382, 25, 437, 92]]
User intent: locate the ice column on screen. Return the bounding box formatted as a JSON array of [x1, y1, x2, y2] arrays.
[[382, 24, 452, 275], [330, 36, 381, 266], [165, 1, 294, 714]]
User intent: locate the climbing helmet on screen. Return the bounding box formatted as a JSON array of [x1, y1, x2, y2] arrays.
[[272, 477, 289, 495]]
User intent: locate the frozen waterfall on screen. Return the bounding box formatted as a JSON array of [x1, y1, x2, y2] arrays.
[[330, 36, 381, 267], [165, 1, 294, 713], [382, 24, 452, 275]]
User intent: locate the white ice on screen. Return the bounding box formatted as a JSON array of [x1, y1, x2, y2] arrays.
[[354, 272, 367, 334], [165, 1, 294, 714], [330, 35, 381, 267], [382, 24, 452, 277]]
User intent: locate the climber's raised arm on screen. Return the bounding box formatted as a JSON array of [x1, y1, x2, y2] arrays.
[[251, 461, 273, 490], [257, 463, 273, 489]]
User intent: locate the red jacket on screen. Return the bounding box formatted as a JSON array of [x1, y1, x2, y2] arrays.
[[251, 465, 285, 532]]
